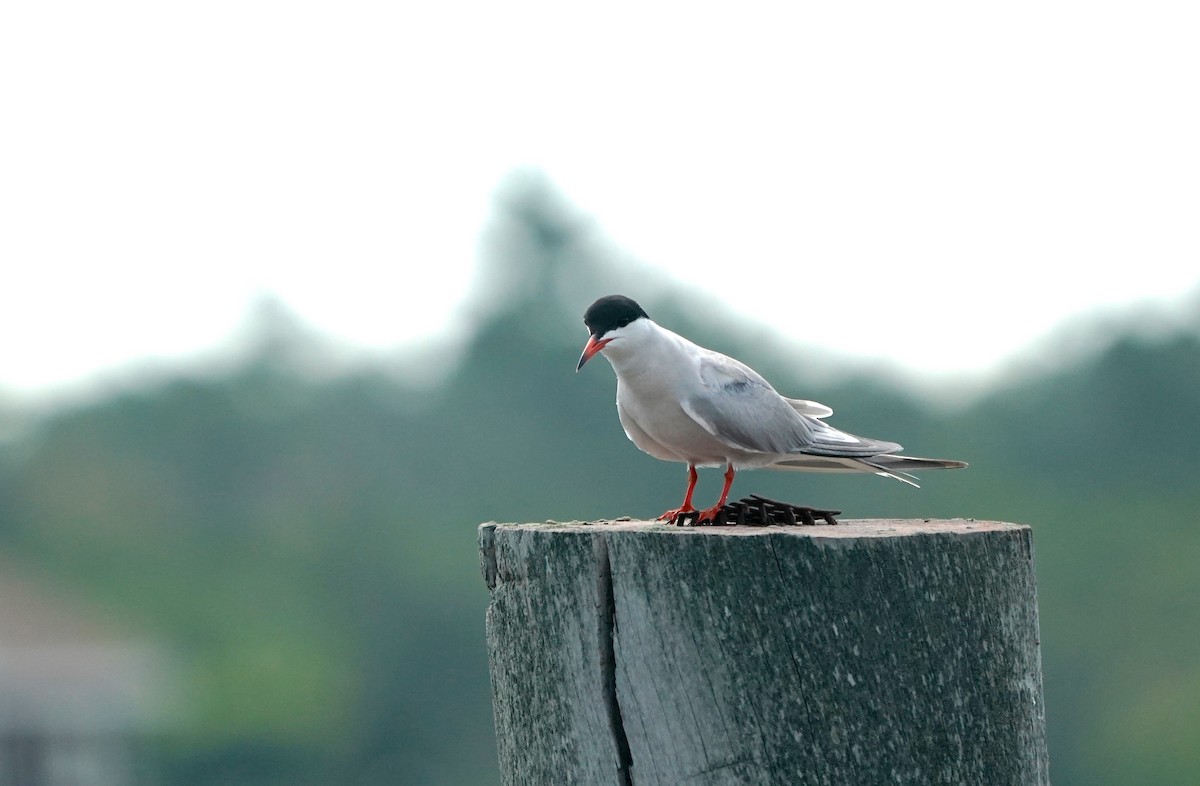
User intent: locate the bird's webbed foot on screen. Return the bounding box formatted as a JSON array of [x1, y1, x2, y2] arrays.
[[664, 504, 723, 526], [658, 505, 696, 524]]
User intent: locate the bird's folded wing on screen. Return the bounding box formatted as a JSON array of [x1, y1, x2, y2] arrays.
[[685, 355, 901, 458], [682, 383, 816, 454], [803, 418, 903, 457]]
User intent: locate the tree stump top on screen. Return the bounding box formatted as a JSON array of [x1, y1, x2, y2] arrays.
[[482, 518, 1026, 539]]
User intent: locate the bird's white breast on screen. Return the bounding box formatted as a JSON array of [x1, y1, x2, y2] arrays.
[[602, 322, 742, 467]]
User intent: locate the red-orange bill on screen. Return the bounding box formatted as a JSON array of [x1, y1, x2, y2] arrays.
[[576, 335, 612, 371]]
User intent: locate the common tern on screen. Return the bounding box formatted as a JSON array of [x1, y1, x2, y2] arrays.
[[576, 295, 967, 524]]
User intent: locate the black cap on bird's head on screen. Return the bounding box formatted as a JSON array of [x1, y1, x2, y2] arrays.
[[583, 295, 648, 337], [576, 295, 650, 371]]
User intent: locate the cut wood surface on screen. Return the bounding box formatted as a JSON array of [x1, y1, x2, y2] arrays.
[[480, 519, 1049, 786]]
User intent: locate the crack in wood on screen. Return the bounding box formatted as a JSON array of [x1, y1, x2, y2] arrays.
[[596, 535, 635, 785]]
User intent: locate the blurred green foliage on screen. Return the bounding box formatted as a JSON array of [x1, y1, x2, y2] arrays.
[[0, 180, 1197, 784]]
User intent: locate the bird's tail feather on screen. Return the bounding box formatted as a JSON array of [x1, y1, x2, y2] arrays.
[[858, 455, 968, 488]]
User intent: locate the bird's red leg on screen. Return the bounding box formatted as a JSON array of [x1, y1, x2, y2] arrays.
[[659, 464, 699, 522], [696, 464, 736, 523]]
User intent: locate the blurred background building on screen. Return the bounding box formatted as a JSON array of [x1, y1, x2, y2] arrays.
[[0, 562, 168, 786]]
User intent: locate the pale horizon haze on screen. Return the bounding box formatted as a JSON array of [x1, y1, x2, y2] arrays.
[[3, 2, 1198, 399]]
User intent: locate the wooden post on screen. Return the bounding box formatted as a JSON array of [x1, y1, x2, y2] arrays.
[[480, 520, 1049, 786]]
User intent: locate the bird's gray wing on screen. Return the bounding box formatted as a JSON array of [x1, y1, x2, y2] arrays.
[[803, 418, 904, 457], [678, 351, 816, 454], [786, 397, 833, 419], [683, 350, 901, 458]]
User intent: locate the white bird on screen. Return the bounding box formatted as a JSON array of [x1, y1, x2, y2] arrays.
[[576, 295, 967, 524]]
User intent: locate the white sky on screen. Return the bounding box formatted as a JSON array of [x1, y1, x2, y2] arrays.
[[2, 2, 1198, 397]]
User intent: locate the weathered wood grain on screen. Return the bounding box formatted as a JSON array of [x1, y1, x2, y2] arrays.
[[480, 520, 1049, 786]]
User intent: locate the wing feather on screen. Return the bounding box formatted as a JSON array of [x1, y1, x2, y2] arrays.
[[683, 349, 902, 458], [786, 398, 833, 419]]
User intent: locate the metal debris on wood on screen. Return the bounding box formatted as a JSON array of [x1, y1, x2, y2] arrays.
[[673, 495, 841, 527]]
